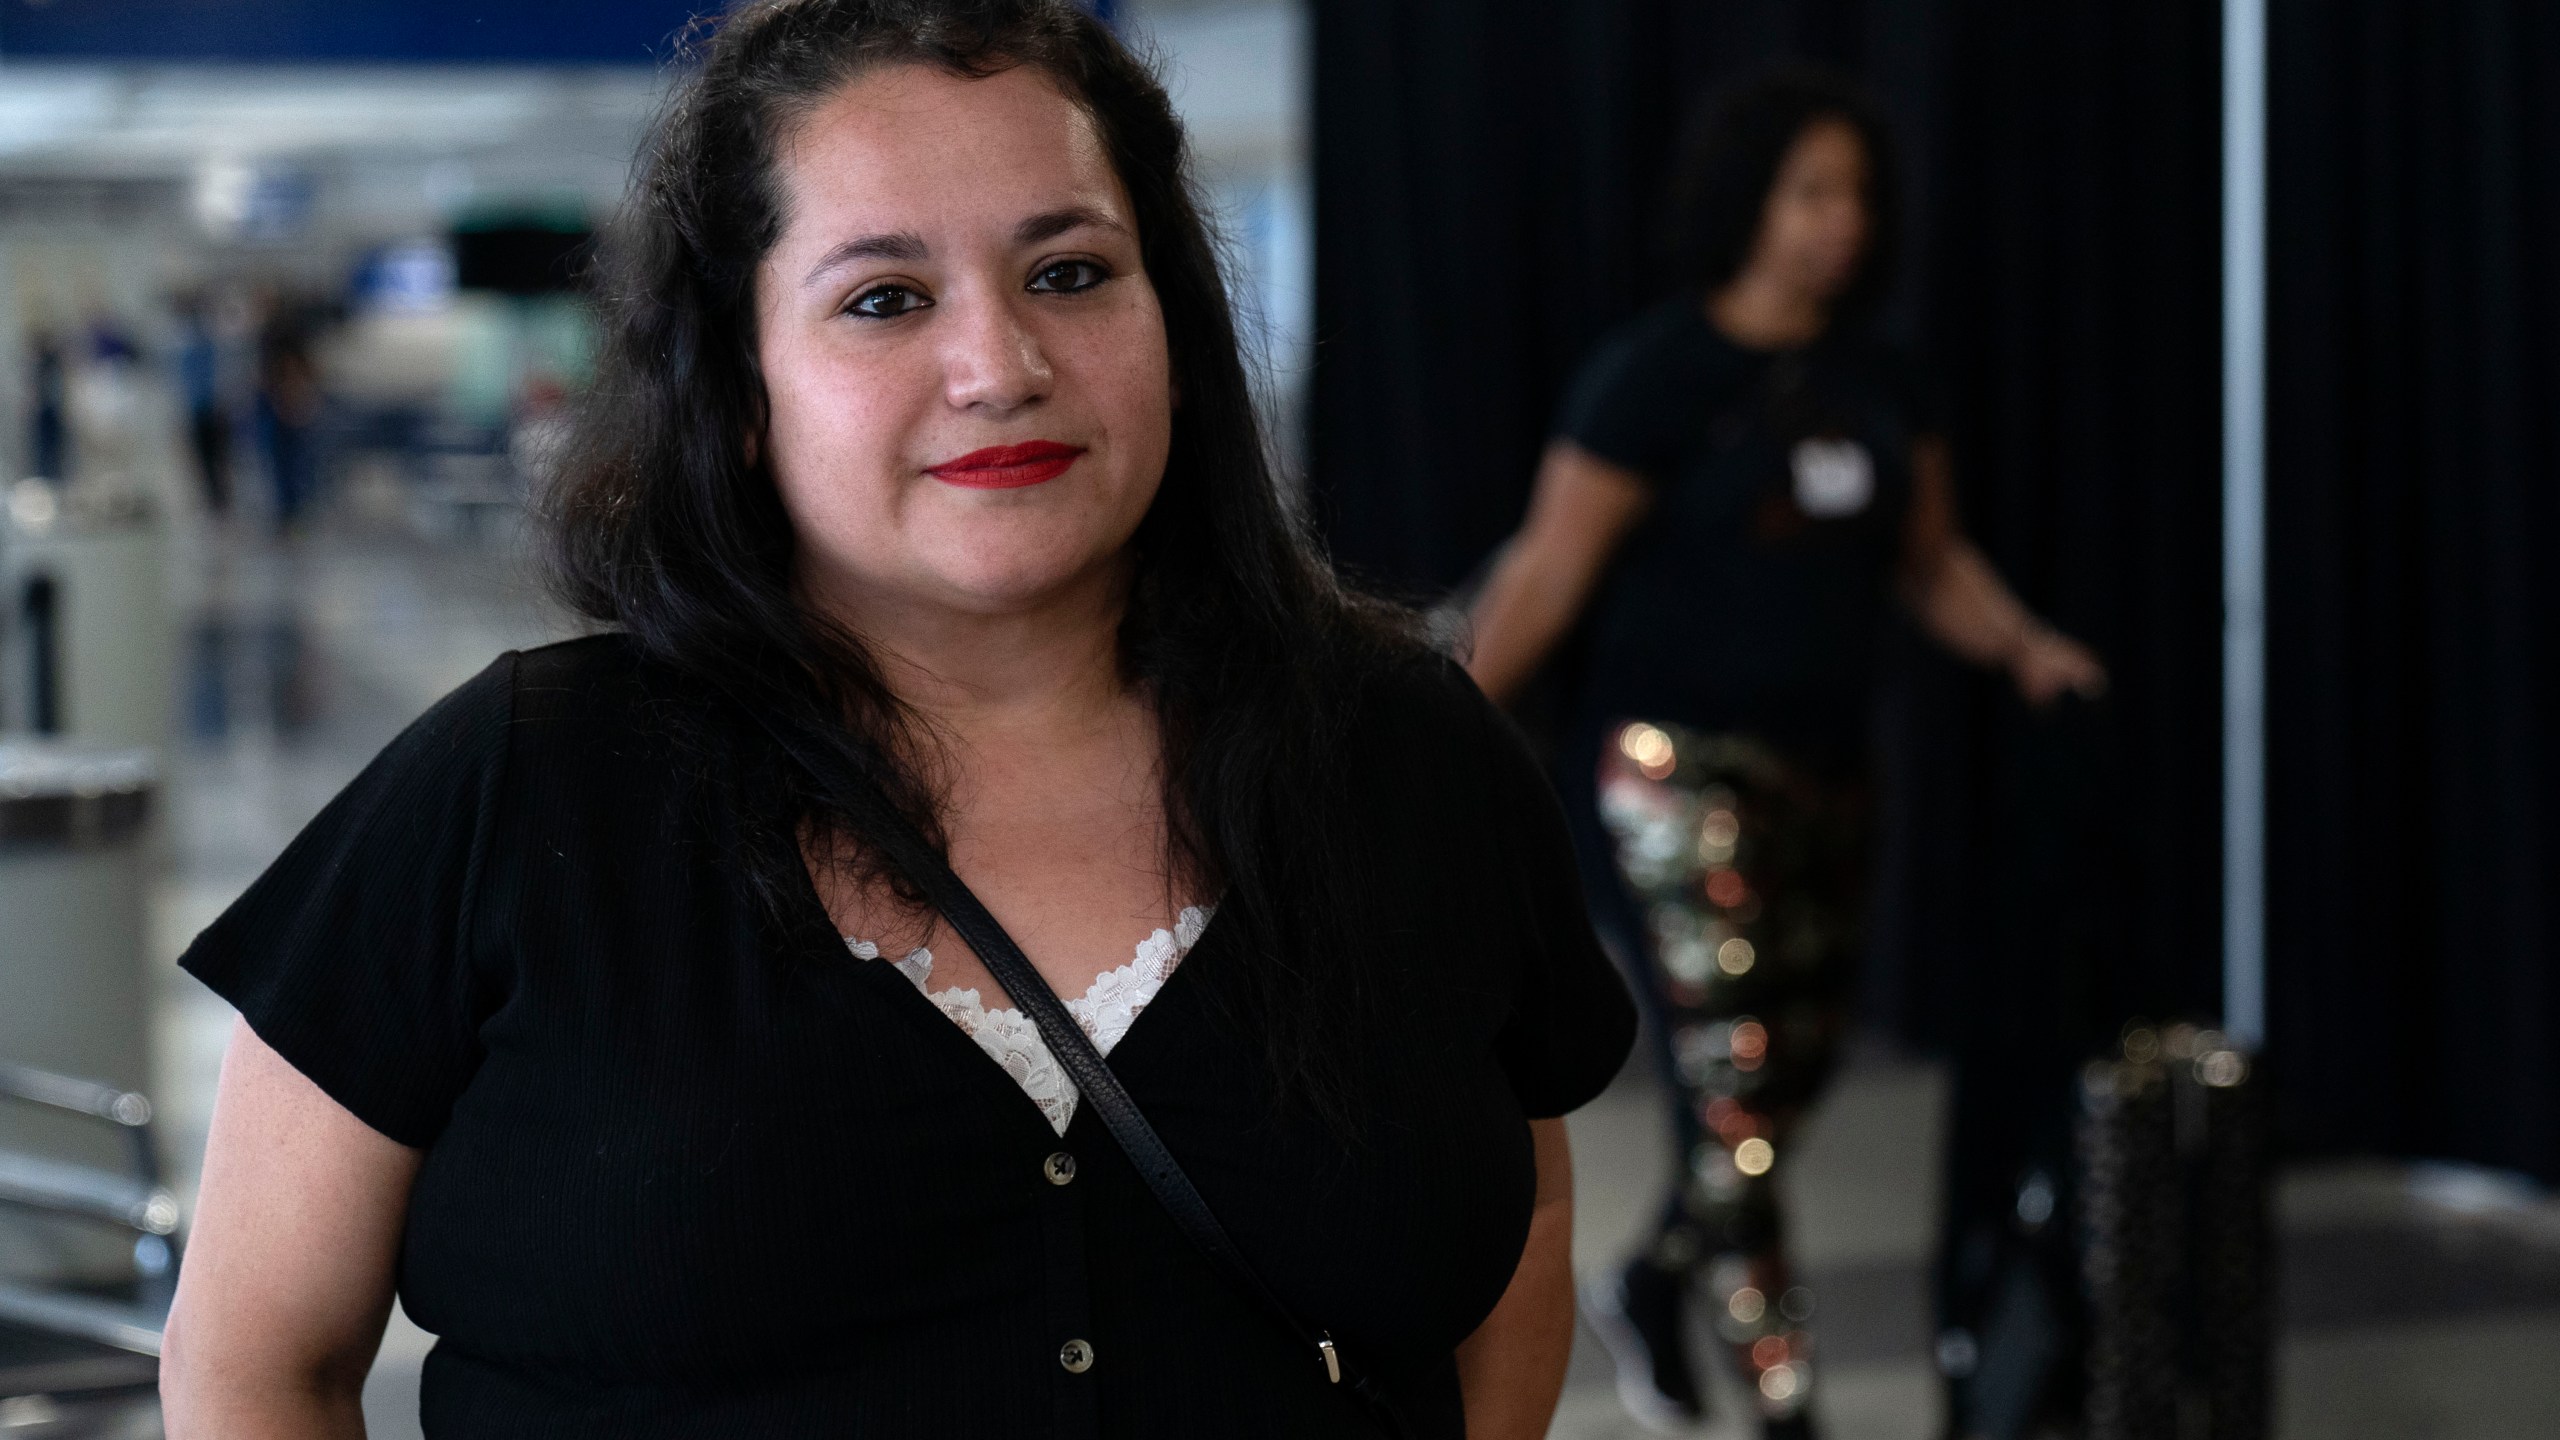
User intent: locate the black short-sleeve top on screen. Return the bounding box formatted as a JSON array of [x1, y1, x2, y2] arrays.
[[179, 635, 1636, 1439], [1553, 298, 1937, 752]]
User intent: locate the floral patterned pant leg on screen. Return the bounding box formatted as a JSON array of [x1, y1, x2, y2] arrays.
[[1597, 720, 1874, 1424]]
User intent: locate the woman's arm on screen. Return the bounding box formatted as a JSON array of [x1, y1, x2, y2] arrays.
[[161, 1019, 421, 1439], [1455, 1117, 1577, 1440], [1901, 436, 2108, 705], [1463, 442, 1654, 706]]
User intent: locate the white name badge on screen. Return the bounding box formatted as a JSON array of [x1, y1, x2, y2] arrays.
[[1790, 437, 1875, 518]]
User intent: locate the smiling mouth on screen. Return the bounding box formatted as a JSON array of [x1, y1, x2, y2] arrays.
[[924, 441, 1086, 489]]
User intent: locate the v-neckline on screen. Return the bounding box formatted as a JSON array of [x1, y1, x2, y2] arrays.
[[859, 904, 1211, 1023], [856, 907, 1213, 1134], [776, 832, 1221, 1137]]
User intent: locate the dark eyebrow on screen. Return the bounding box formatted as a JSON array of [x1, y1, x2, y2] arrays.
[[798, 209, 1121, 289], [1015, 206, 1124, 247], [801, 230, 928, 287]]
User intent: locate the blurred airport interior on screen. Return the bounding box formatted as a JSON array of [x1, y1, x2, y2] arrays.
[[0, 1, 2554, 1438]]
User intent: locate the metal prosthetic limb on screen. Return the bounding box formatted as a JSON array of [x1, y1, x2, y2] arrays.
[[1598, 720, 1870, 1429]]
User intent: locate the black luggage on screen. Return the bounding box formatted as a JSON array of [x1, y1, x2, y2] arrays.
[[2076, 1023, 2271, 1440]]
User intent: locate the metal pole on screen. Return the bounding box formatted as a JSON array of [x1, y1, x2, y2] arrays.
[[2222, 0, 2268, 1050]]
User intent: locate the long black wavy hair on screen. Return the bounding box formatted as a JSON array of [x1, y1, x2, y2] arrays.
[[1659, 67, 1900, 324], [547, 0, 1423, 1125]]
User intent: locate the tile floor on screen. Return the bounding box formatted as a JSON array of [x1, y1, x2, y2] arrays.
[[137, 518, 2560, 1440]]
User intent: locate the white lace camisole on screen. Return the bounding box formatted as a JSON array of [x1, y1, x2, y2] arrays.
[[843, 904, 1214, 1135]]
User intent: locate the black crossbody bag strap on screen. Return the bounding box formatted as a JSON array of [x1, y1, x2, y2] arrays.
[[756, 716, 1404, 1433]]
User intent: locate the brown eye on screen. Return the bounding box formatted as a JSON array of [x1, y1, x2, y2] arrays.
[[847, 284, 929, 320], [1027, 260, 1108, 294]]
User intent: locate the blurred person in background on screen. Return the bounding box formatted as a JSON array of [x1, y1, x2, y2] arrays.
[[1465, 70, 2105, 1437], [62, 315, 160, 506], [160, 2, 1633, 1437], [254, 296, 325, 533], [28, 326, 70, 481], [174, 291, 236, 519]]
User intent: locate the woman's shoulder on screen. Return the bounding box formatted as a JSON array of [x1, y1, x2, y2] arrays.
[[1332, 646, 1538, 794], [508, 630, 659, 713], [377, 632, 689, 793], [1346, 644, 1485, 723], [1556, 295, 1744, 460], [1577, 295, 1720, 380]]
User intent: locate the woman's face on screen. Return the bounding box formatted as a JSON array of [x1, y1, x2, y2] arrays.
[[755, 63, 1173, 624], [1747, 117, 1871, 304]]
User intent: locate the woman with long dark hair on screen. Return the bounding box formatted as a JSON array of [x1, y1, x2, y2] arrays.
[[1466, 71, 2105, 1436], [159, 4, 1633, 1436]]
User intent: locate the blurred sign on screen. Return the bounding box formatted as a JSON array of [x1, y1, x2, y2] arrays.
[[353, 240, 458, 313], [0, 0, 708, 63], [190, 156, 312, 242]]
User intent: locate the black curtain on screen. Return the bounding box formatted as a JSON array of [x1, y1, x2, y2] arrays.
[[1878, 0, 2228, 1046], [2267, 0, 2560, 1181], [1309, 0, 2226, 1044]]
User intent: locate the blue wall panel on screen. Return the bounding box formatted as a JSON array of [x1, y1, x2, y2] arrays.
[[0, 0, 1114, 62], [0, 0, 713, 64]]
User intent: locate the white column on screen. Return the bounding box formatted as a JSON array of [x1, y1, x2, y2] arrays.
[[2222, 0, 2268, 1050]]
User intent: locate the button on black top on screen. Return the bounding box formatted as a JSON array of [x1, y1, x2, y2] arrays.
[[180, 637, 1636, 1439], [1044, 1152, 1078, 1186]]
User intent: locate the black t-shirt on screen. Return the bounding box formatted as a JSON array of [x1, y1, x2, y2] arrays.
[[179, 635, 1635, 1440], [1554, 298, 1936, 752]]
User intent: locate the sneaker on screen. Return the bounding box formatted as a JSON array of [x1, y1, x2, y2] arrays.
[[1582, 1259, 1706, 1431]]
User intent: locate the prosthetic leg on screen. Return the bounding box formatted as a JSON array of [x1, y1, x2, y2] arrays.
[[1591, 719, 1871, 1436]]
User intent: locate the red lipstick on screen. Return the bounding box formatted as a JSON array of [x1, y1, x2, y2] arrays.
[[924, 440, 1085, 489]]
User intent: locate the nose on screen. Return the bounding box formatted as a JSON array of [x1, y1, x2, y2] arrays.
[[941, 291, 1053, 415]]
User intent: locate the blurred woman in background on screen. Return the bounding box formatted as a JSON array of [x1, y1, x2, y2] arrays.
[[173, 292, 234, 519], [253, 298, 325, 534], [1466, 71, 2104, 1437]]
